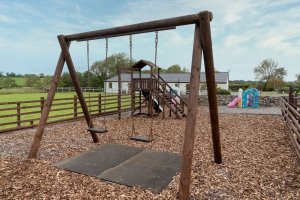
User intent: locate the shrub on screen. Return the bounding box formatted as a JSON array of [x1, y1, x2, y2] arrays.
[[229, 83, 250, 91], [216, 88, 231, 95], [277, 87, 289, 94]]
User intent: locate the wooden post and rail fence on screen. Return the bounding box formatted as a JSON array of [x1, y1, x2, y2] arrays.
[[281, 86, 300, 161], [0, 93, 140, 134]]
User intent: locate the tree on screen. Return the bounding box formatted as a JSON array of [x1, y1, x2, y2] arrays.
[[0, 77, 17, 88], [6, 72, 16, 77], [90, 53, 132, 88], [166, 64, 183, 73], [254, 58, 287, 90], [82, 71, 101, 88], [296, 73, 300, 86], [254, 58, 287, 81], [58, 72, 86, 87], [41, 76, 52, 89], [25, 74, 41, 87], [265, 78, 284, 91], [59, 72, 72, 87], [0, 72, 3, 77]]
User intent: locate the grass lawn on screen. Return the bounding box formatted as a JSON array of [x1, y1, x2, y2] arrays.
[[0, 92, 91, 102]]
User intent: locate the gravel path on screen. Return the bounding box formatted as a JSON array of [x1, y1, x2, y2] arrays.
[[218, 106, 281, 115]]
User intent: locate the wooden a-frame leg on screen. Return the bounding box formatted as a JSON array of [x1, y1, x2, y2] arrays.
[[28, 42, 70, 159], [178, 22, 202, 200], [57, 35, 99, 143], [200, 13, 222, 164]]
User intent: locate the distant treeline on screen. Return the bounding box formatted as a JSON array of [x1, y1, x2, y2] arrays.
[[0, 53, 190, 90], [0, 72, 101, 89], [229, 80, 296, 92]]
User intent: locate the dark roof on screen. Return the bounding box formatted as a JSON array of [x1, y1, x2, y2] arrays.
[[105, 72, 229, 84], [132, 60, 156, 69]]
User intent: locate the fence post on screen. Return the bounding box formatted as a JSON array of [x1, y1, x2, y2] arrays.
[[294, 93, 298, 108], [17, 102, 21, 127], [118, 66, 121, 120], [289, 86, 293, 105], [74, 95, 78, 117], [162, 84, 165, 119], [118, 95, 121, 120], [98, 94, 102, 114], [40, 97, 45, 114]]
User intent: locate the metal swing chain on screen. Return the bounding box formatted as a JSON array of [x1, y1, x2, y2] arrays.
[[130, 35, 133, 65], [87, 40, 92, 127], [154, 31, 158, 71], [129, 35, 136, 137], [103, 38, 108, 129], [150, 31, 158, 139]]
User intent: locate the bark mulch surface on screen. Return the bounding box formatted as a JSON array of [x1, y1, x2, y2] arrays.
[[0, 107, 299, 199]]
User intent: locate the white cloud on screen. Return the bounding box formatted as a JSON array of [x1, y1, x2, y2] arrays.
[[224, 34, 252, 48], [257, 34, 300, 55], [0, 0, 300, 80], [0, 14, 15, 23]]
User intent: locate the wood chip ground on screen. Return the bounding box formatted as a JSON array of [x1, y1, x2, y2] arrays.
[[0, 107, 299, 199]]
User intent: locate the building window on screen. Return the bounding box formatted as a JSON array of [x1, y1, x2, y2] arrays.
[[186, 84, 190, 94], [108, 82, 112, 89]]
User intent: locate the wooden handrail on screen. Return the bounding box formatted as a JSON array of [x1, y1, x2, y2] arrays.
[[151, 74, 187, 114], [152, 89, 181, 119], [152, 74, 188, 107]]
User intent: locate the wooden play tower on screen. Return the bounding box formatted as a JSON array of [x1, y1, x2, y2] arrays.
[[130, 60, 187, 119]]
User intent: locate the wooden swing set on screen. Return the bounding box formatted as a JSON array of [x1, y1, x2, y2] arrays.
[[28, 10, 222, 199]]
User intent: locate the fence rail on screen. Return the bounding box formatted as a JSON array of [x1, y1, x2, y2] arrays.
[[0, 93, 140, 133], [281, 96, 300, 161]]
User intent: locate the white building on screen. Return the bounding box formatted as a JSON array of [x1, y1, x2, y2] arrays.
[[104, 72, 229, 95]]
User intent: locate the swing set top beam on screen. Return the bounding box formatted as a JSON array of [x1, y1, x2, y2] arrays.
[[64, 11, 212, 42]]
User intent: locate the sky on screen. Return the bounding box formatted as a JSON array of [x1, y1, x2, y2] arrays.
[[0, 0, 299, 81]]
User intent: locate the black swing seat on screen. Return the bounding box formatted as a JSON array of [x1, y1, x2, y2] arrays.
[[87, 127, 108, 134], [130, 134, 154, 142]]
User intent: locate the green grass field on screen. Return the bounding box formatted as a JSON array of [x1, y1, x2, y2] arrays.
[[0, 92, 132, 132], [0, 92, 89, 102], [13, 77, 26, 86]]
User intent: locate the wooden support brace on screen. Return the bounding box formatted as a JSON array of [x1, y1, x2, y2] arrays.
[[178, 21, 202, 200], [57, 35, 99, 143], [28, 41, 71, 159], [199, 13, 222, 164]]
